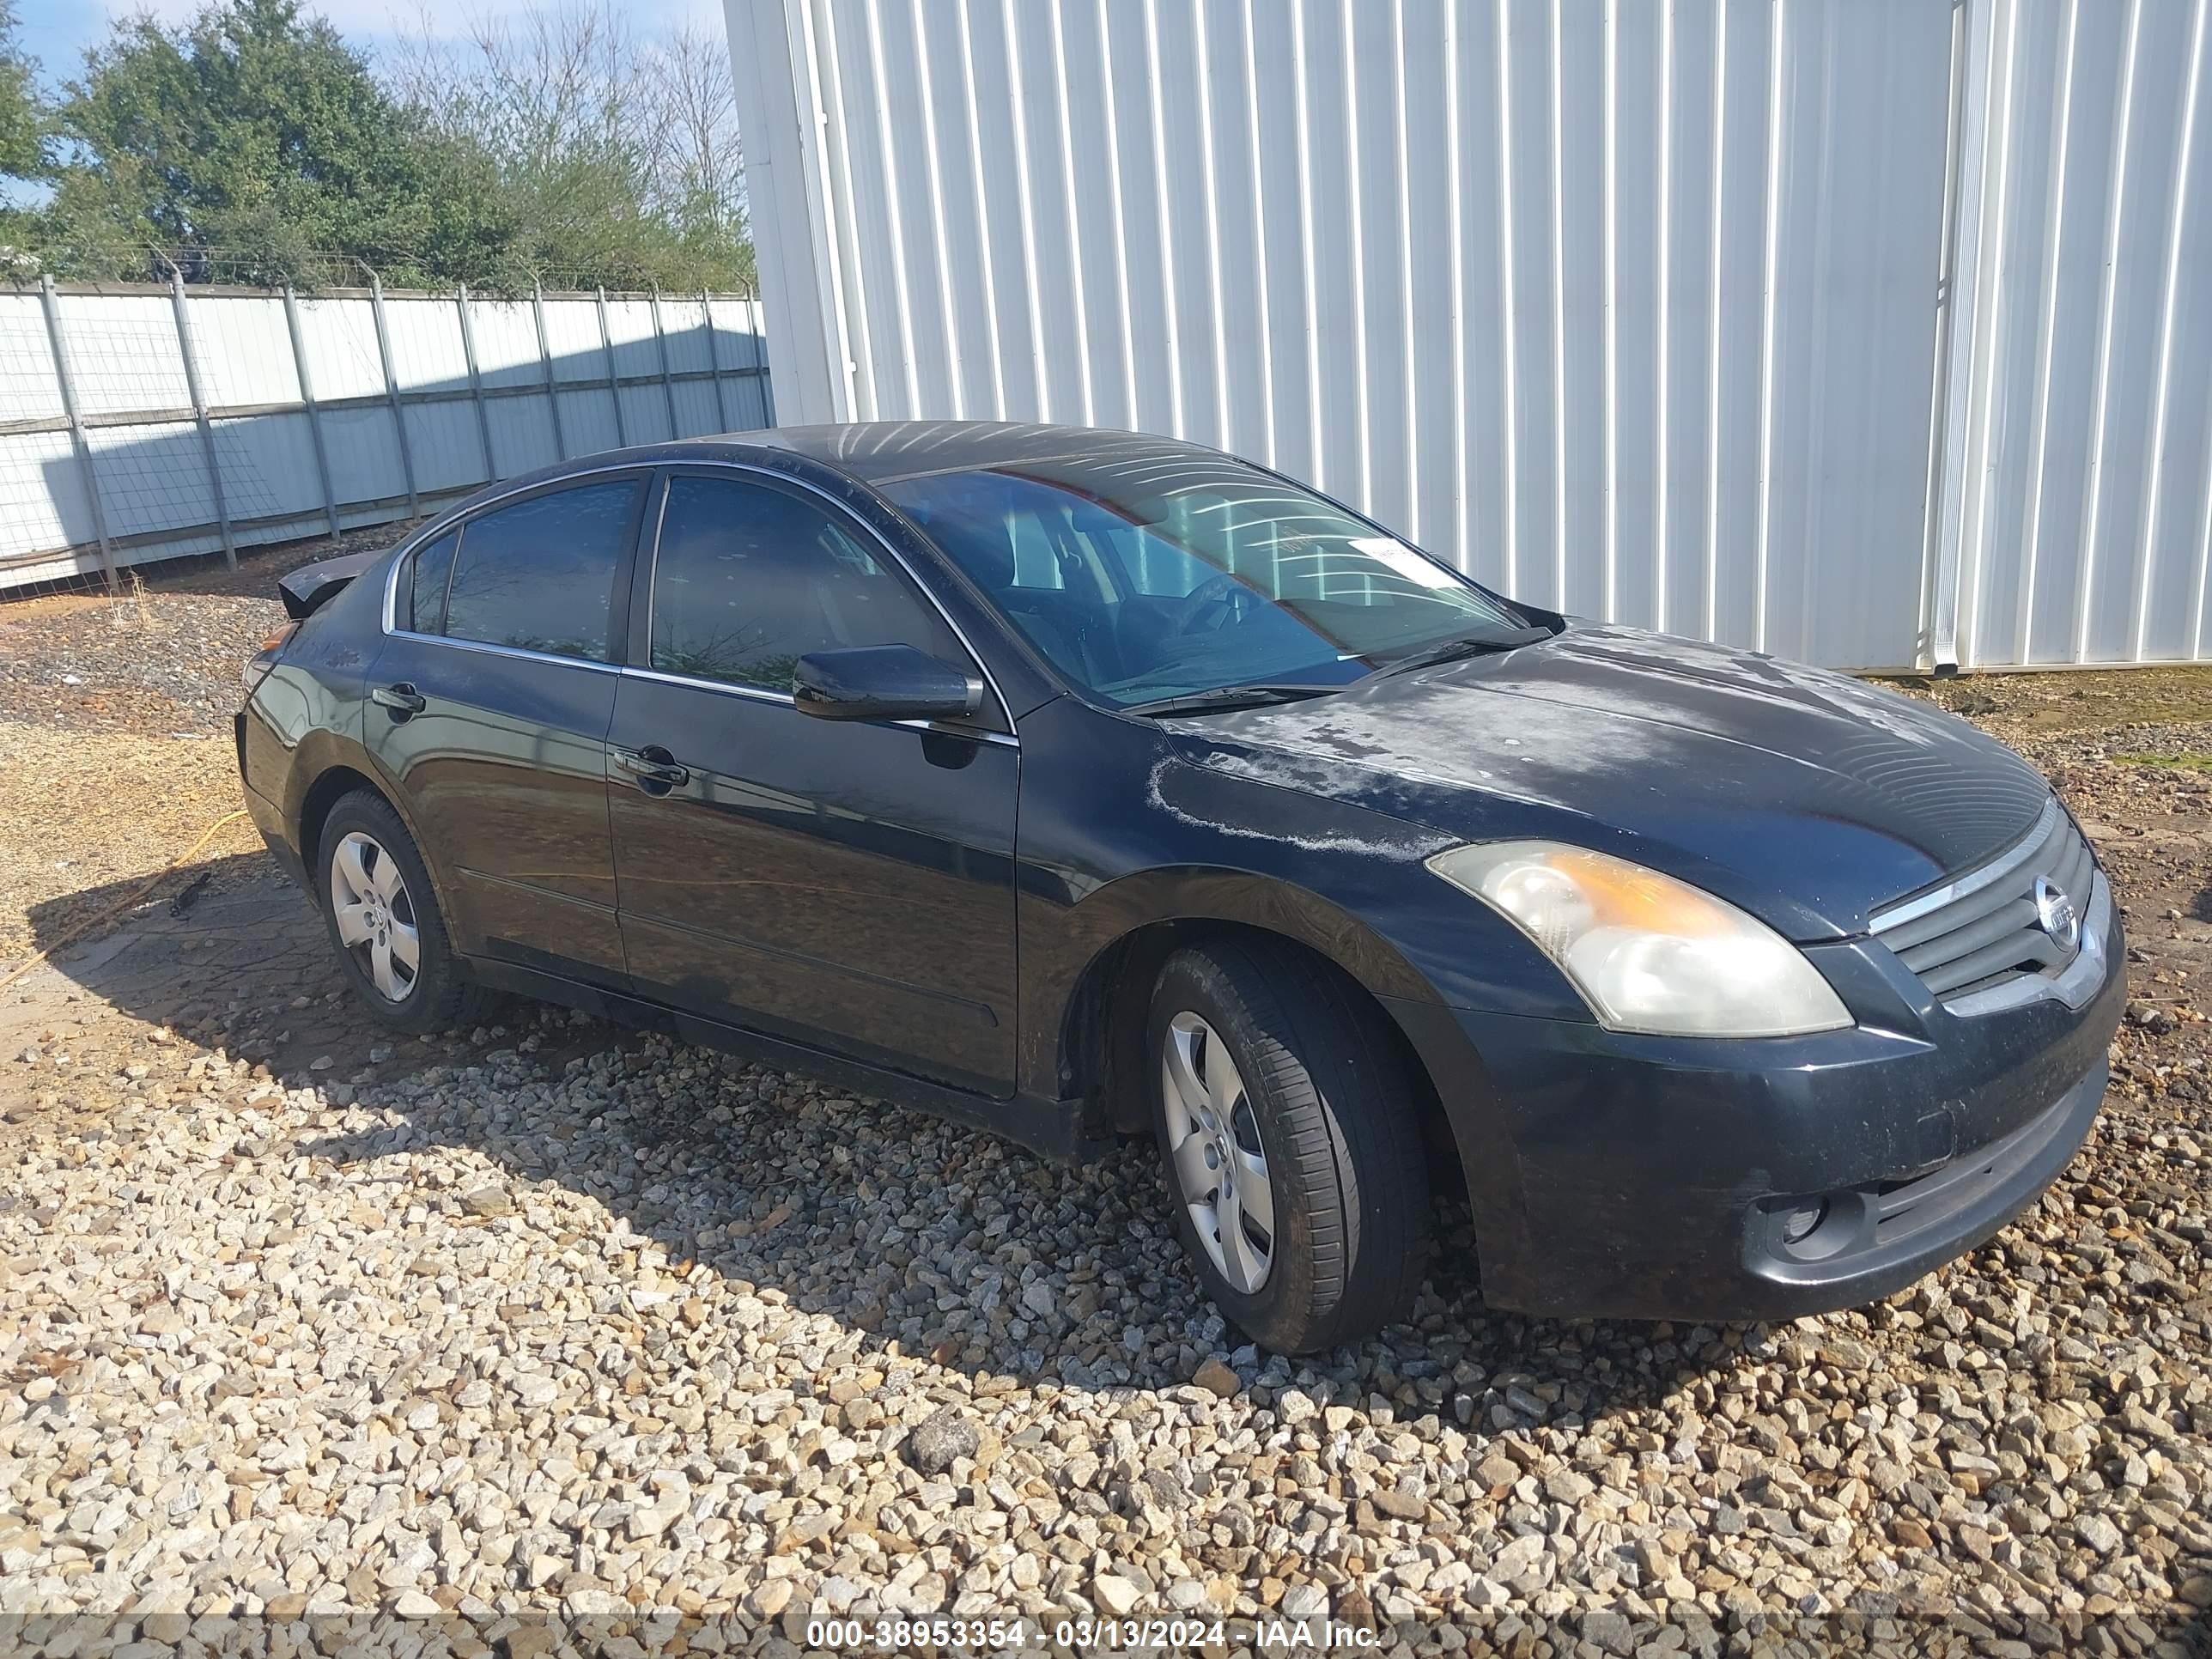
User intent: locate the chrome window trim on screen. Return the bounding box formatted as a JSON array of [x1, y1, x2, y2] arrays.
[[381, 632, 623, 675], [1869, 797, 2062, 934], [381, 454, 1018, 734], [642, 471, 675, 653], [617, 664, 1019, 749], [621, 663, 792, 707], [1942, 872, 2112, 1018]]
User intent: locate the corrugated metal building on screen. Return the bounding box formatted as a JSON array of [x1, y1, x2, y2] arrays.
[[728, 0, 2212, 672]]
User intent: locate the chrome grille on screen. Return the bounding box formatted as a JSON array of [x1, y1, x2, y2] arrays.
[[1869, 799, 2104, 1012]]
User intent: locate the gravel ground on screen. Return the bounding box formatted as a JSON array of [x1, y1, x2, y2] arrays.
[[0, 523, 418, 738], [0, 576, 2209, 1656]]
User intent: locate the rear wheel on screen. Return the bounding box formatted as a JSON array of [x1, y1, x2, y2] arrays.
[[1147, 942, 1430, 1352], [317, 791, 487, 1034]]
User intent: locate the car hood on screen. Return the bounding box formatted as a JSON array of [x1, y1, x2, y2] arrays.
[[1170, 624, 2054, 939]]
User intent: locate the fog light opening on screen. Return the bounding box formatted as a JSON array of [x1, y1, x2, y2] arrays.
[[1780, 1198, 1828, 1246], [1760, 1188, 1867, 1263]]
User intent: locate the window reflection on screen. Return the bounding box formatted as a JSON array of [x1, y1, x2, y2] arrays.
[[442, 483, 638, 663], [649, 477, 956, 692]]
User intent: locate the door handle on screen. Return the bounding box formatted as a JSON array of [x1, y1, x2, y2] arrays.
[[372, 682, 427, 718], [615, 745, 690, 793]]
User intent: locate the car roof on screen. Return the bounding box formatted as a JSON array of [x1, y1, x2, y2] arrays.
[[418, 422, 1242, 538], [704, 421, 1218, 486]]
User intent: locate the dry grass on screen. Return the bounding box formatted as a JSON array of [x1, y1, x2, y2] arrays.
[[0, 720, 263, 972], [1894, 663, 2212, 737]]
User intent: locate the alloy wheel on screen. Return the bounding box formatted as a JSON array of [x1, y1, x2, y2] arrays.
[[1161, 1011, 1275, 1292], [329, 830, 421, 1003]]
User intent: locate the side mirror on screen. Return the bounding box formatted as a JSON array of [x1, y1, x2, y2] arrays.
[[793, 645, 985, 724]]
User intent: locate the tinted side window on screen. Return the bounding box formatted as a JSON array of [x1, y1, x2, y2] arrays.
[[405, 531, 458, 633], [442, 482, 640, 662], [649, 477, 961, 693]]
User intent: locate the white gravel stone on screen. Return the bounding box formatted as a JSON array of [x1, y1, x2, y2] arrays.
[[1279, 1583, 1328, 1620], [1091, 1574, 1141, 1615]]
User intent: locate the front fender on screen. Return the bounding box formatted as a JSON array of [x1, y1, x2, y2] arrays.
[[1018, 863, 1442, 1092], [1008, 701, 1601, 1102]]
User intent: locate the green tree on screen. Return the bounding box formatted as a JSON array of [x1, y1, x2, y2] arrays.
[[0, 0, 43, 181], [42, 0, 515, 285], [384, 2, 754, 292], [18, 0, 751, 292]]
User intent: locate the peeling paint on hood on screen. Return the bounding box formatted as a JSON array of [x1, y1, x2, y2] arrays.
[[1169, 624, 2055, 938]]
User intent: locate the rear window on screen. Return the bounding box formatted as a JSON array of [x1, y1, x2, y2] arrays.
[[439, 482, 640, 662]]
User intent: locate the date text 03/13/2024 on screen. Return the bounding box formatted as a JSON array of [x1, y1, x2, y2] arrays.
[[803, 1616, 1383, 1650]]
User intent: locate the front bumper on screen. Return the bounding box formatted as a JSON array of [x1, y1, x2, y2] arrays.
[[1382, 896, 2125, 1323]]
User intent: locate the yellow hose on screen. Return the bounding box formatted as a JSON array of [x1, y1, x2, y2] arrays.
[[0, 809, 252, 995]]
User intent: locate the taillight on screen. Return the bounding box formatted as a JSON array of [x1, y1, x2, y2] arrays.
[[242, 621, 299, 690]]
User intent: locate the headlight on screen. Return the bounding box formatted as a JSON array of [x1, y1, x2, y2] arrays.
[[1425, 841, 1852, 1037]]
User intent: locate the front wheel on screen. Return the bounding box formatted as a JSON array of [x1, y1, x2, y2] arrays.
[[317, 790, 487, 1035], [1147, 942, 1430, 1353]]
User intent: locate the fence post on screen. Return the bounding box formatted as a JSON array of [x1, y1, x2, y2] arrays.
[[750, 282, 775, 427], [455, 285, 497, 482], [648, 289, 681, 438], [167, 271, 237, 569], [595, 287, 628, 447], [532, 281, 568, 459], [701, 289, 732, 432], [368, 276, 422, 522], [38, 276, 119, 592], [282, 285, 343, 543]]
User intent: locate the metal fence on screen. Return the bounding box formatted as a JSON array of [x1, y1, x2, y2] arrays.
[[0, 277, 776, 592]]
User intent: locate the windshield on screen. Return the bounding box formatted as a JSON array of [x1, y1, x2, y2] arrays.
[[880, 454, 1536, 707]]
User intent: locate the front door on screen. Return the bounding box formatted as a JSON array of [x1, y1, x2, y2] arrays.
[[607, 469, 1020, 1095], [365, 475, 647, 985]]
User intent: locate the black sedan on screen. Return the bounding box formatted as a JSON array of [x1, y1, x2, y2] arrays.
[[238, 422, 2123, 1352]]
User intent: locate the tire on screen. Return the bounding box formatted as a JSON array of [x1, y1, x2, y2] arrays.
[[1146, 941, 1430, 1352], [316, 790, 489, 1035]]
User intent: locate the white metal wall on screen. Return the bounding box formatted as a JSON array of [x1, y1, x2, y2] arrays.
[[0, 284, 775, 592], [733, 0, 2212, 672], [732, 0, 1960, 670], [1933, 0, 2212, 668]]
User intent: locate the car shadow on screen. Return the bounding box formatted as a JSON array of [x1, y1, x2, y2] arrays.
[[16, 857, 1726, 1419]]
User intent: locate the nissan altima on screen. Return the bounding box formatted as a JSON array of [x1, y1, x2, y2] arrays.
[[237, 422, 2123, 1352]]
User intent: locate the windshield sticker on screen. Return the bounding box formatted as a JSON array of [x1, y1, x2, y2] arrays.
[[1349, 536, 1458, 589]]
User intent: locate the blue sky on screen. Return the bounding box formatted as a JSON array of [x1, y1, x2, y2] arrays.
[[11, 0, 726, 87]]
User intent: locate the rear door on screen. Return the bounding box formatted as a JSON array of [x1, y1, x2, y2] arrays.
[[366, 473, 648, 986], [607, 467, 1021, 1095]]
